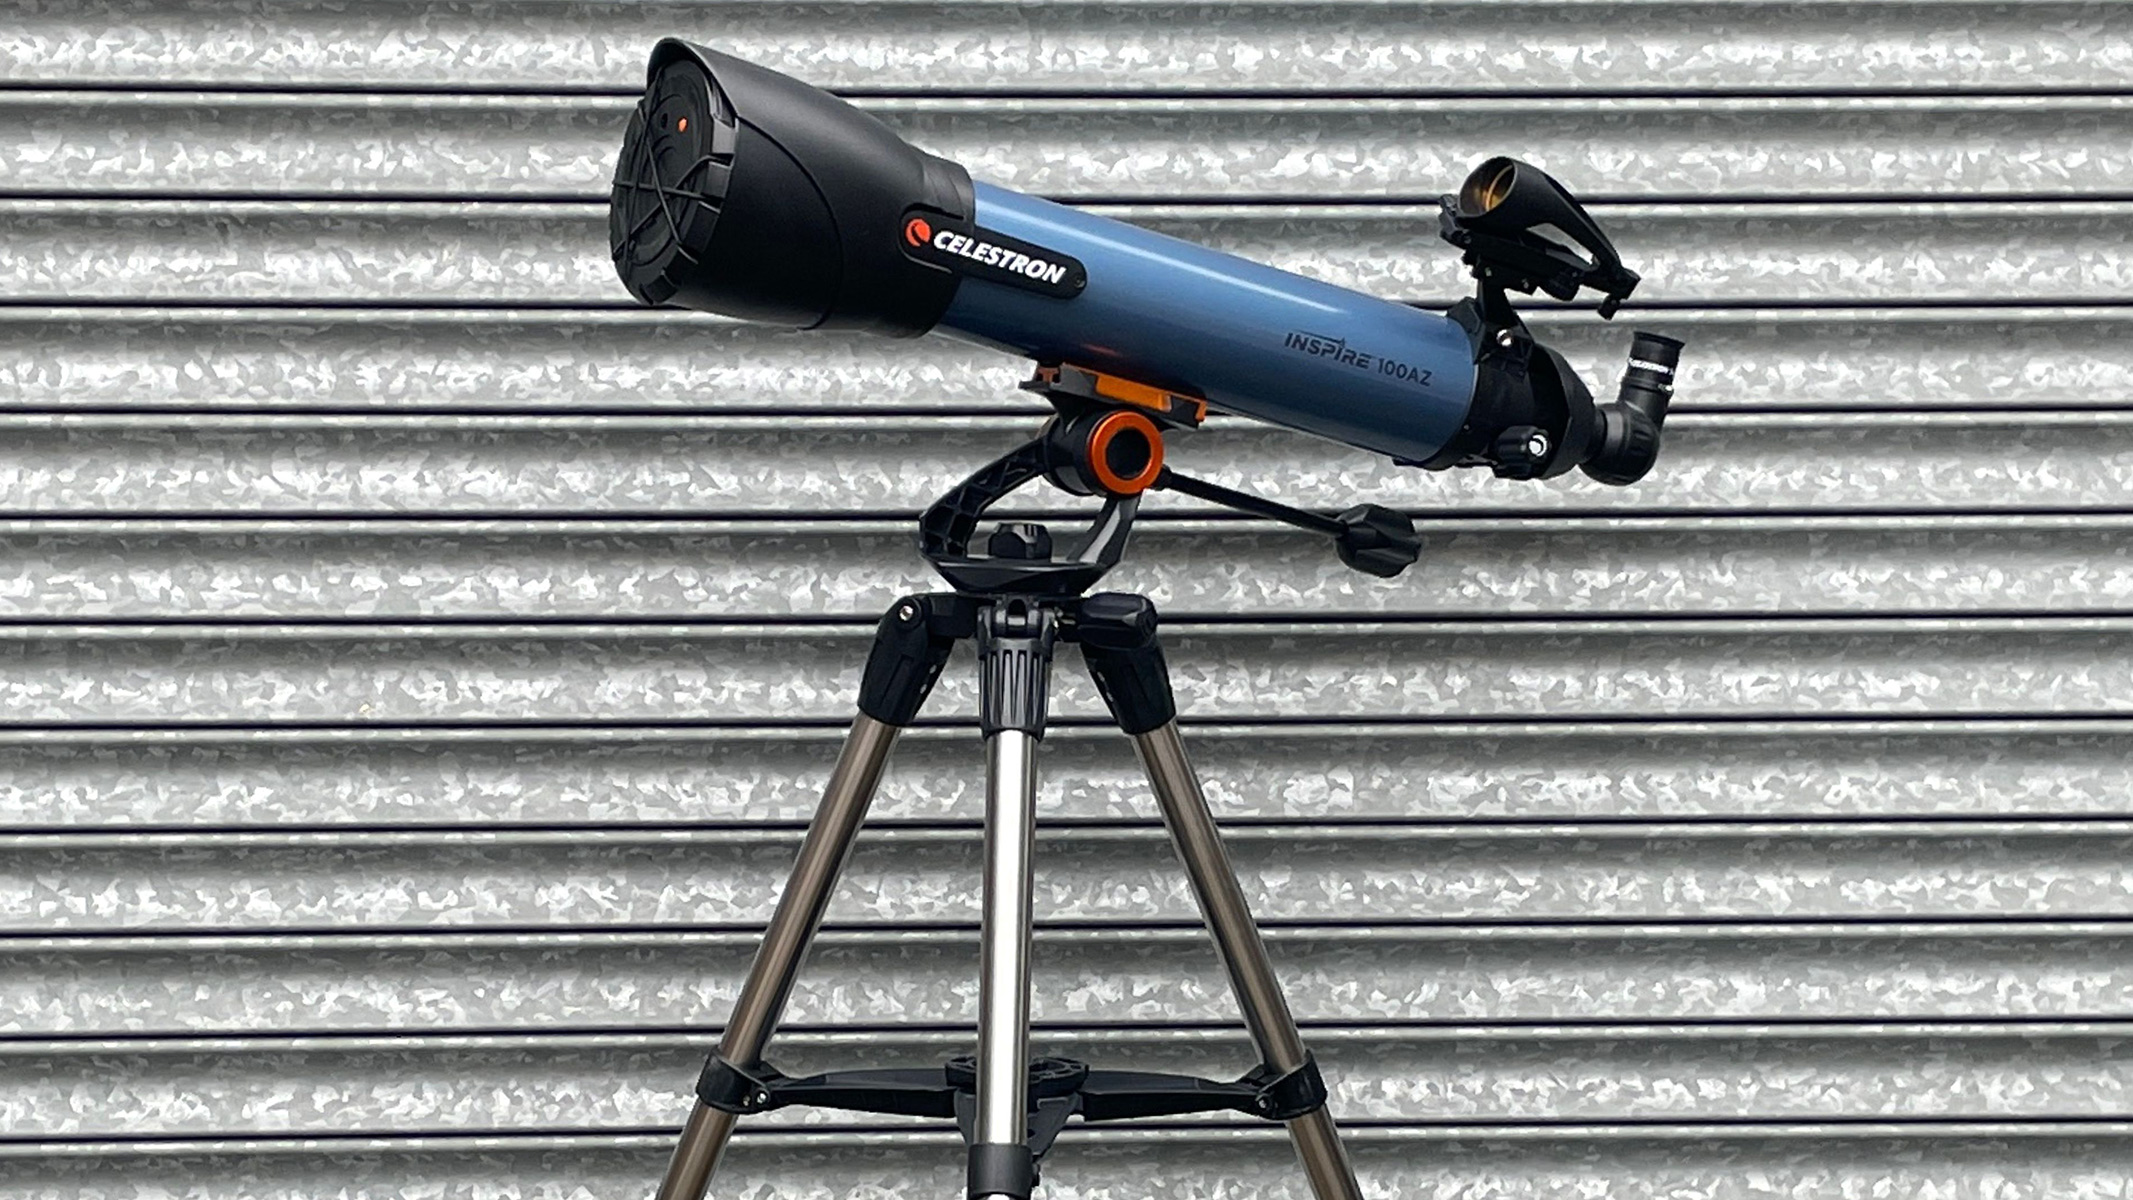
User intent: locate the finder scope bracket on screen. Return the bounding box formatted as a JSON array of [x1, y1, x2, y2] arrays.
[[1437, 155, 1640, 319], [1417, 157, 1684, 486]]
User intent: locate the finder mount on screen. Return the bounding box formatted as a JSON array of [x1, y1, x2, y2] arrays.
[[1438, 155, 1641, 319], [1426, 157, 1682, 487]]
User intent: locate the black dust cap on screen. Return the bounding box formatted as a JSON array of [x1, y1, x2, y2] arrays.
[[609, 55, 737, 307], [607, 39, 975, 336]]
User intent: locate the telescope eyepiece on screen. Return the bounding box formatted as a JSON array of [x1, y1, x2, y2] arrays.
[[1619, 331, 1687, 406], [1581, 331, 1684, 486]]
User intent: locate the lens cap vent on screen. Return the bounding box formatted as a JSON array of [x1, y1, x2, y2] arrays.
[[609, 60, 738, 305]]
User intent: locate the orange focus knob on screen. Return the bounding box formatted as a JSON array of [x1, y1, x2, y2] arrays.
[[1085, 409, 1164, 495]]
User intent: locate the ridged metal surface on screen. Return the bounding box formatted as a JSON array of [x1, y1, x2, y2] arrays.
[[9, 923, 2133, 1031], [10, 821, 2133, 929], [2, 720, 2130, 826], [7, 1024, 2133, 1133], [11, 0, 2129, 94], [7, 306, 2133, 414], [13, 91, 2133, 200], [6, 517, 2133, 619], [1, 617, 2132, 723], [7, 1128, 2131, 1200], [12, 200, 2133, 305], [1, 413, 2127, 516], [10, 0, 2133, 1194]]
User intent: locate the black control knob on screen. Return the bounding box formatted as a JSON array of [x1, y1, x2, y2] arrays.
[[987, 522, 1054, 560], [1333, 504, 1422, 578], [1490, 425, 1553, 480]]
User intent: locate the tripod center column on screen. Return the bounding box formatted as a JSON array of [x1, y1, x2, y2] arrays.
[[971, 598, 1059, 1200]]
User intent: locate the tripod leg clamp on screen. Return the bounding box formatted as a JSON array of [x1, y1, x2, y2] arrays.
[[1076, 593, 1176, 735], [858, 594, 973, 726], [1244, 1053, 1331, 1121], [968, 1143, 1037, 1200], [695, 1052, 786, 1114]]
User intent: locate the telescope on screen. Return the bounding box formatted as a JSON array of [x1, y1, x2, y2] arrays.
[[610, 37, 1682, 1200], [612, 39, 1682, 584]]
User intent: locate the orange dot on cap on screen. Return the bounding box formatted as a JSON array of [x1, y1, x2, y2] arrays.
[[677, 117, 688, 132]]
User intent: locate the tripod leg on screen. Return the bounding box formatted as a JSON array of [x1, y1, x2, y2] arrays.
[[1134, 721, 1365, 1200], [656, 595, 967, 1200], [969, 599, 1058, 1200], [1080, 595, 1366, 1200]]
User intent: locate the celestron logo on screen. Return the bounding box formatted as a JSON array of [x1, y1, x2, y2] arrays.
[[898, 209, 1086, 298], [1283, 329, 1434, 386], [927, 229, 1071, 285]]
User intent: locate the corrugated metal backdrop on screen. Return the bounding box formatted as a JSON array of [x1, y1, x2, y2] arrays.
[[6, 2, 2133, 1197]]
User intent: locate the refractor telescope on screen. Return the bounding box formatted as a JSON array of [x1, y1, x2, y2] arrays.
[[611, 42, 1683, 567], [607, 38, 1692, 1200]]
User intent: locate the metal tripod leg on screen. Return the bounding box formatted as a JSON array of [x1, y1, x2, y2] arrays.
[[655, 596, 964, 1200], [968, 599, 1058, 1200], [1134, 721, 1364, 1200], [1079, 594, 1366, 1200]]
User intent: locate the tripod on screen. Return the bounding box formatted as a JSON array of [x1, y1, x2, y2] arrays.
[[654, 365, 1421, 1200]]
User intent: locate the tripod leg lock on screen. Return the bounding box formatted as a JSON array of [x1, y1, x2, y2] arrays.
[[695, 1052, 787, 1114], [858, 594, 975, 726], [1243, 1052, 1332, 1122], [1075, 592, 1176, 735]]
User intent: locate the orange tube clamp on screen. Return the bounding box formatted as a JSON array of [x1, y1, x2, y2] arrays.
[[1085, 410, 1165, 495]]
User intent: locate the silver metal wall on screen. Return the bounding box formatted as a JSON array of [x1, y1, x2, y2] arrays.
[[5, 2, 2133, 1196]]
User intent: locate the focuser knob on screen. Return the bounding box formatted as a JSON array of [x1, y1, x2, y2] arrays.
[[1489, 425, 1553, 480]]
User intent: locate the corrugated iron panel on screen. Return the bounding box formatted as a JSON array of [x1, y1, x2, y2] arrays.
[[1, 412, 2126, 516], [0, 617, 2130, 724], [12, 0, 2128, 94], [12, 0, 2133, 1191], [3, 720, 2126, 827], [11, 199, 2133, 305], [7, 1127, 2128, 1200], [9, 822, 2133, 929], [7, 306, 2133, 415], [12, 91, 2132, 200], [4, 517, 2132, 619], [7, 923, 2133, 1031], [7, 1024, 2133, 1133]]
